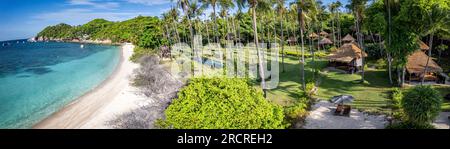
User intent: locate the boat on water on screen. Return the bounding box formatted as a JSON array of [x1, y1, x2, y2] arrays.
[[80, 44, 84, 48]]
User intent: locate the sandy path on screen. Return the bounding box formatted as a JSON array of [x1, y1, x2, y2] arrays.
[[34, 43, 142, 129], [304, 101, 388, 129]]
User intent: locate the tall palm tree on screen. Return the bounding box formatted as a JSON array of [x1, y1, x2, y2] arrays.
[[189, 1, 205, 36], [421, 3, 449, 84], [169, 7, 181, 43], [235, 0, 247, 44], [297, 0, 315, 91], [174, 0, 195, 47], [218, 0, 235, 42], [329, 3, 337, 47], [246, 0, 272, 97], [201, 0, 220, 43], [276, 0, 286, 73], [350, 0, 368, 83], [335, 1, 343, 47], [383, 0, 399, 85]]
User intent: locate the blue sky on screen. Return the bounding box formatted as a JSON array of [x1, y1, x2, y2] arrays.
[[0, 0, 347, 41]]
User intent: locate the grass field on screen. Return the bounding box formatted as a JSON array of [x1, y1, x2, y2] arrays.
[[170, 45, 450, 113], [314, 68, 393, 114]]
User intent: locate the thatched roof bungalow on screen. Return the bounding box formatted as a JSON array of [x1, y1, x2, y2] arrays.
[[342, 34, 355, 43], [406, 40, 442, 82], [319, 38, 333, 45], [319, 31, 329, 36], [308, 33, 319, 39], [327, 43, 367, 73]]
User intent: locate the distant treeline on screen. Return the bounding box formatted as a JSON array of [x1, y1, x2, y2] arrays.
[[37, 16, 166, 50]]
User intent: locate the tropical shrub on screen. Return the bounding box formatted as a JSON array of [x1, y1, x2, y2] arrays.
[[402, 85, 442, 124], [306, 82, 316, 96], [283, 51, 328, 58], [374, 58, 387, 69], [161, 78, 285, 129], [284, 97, 309, 120], [391, 88, 403, 109], [130, 47, 156, 63], [386, 121, 435, 129]]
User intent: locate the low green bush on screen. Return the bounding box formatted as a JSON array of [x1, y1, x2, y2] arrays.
[[306, 82, 316, 96], [284, 97, 309, 120], [161, 77, 286, 129], [391, 88, 403, 109], [402, 85, 442, 124], [130, 46, 156, 63], [282, 51, 328, 58], [374, 59, 387, 69], [386, 121, 435, 129]]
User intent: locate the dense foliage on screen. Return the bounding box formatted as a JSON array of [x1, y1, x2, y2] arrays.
[[37, 23, 74, 39], [161, 78, 285, 129], [385, 121, 435, 129], [37, 16, 164, 47], [402, 85, 442, 124]]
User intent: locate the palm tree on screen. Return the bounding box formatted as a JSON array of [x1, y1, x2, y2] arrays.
[[189, 1, 205, 36], [276, 0, 286, 73], [297, 0, 315, 91], [329, 3, 337, 47], [350, 0, 368, 83], [384, 0, 399, 85], [201, 0, 220, 43], [247, 0, 272, 97], [169, 7, 181, 43], [421, 3, 449, 84], [218, 0, 235, 42], [174, 0, 195, 47], [235, 0, 246, 44], [335, 1, 342, 47]]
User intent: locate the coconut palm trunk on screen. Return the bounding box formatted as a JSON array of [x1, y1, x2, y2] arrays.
[[421, 33, 434, 84], [297, 2, 306, 91], [280, 11, 285, 72], [251, 4, 267, 97]]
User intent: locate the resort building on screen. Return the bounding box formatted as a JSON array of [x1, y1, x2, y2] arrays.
[[342, 34, 356, 43], [327, 42, 368, 73], [406, 40, 444, 83], [319, 31, 329, 37]]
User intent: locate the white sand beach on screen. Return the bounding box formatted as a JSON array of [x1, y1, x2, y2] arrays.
[[34, 43, 147, 129]]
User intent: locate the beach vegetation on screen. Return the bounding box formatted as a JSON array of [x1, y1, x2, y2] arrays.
[[160, 77, 285, 129], [402, 85, 442, 124]]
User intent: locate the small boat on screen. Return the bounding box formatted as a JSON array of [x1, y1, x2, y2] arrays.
[[80, 44, 84, 48]]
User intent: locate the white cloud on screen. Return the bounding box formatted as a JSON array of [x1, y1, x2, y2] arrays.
[[125, 0, 171, 6], [68, 0, 120, 9]]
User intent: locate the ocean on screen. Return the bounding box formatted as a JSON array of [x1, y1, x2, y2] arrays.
[[0, 39, 120, 128]]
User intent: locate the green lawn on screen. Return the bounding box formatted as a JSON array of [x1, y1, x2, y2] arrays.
[[267, 55, 327, 106], [314, 68, 394, 114], [431, 85, 450, 112], [168, 46, 450, 113]]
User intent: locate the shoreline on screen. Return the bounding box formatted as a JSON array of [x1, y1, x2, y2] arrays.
[[33, 43, 139, 129]]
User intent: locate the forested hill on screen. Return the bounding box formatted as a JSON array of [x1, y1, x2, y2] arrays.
[[36, 16, 165, 49]]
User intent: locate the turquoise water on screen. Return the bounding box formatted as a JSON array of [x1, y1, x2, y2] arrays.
[[0, 40, 120, 128]]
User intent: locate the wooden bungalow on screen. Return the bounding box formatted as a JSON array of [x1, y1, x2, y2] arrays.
[[327, 42, 368, 73], [342, 34, 356, 43], [406, 41, 443, 83], [287, 37, 297, 45], [319, 31, 329, 37], [308, 33, 319, 39], [319, 38, 333, 45]]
